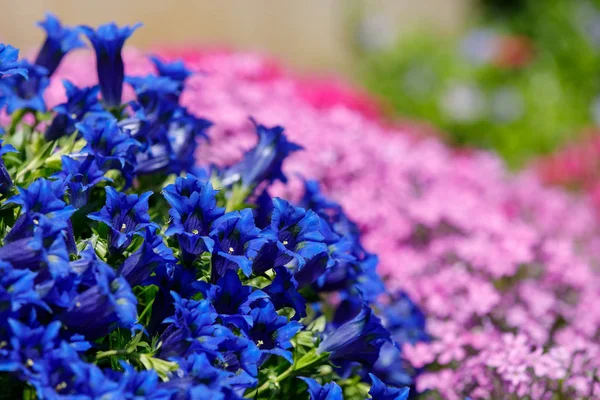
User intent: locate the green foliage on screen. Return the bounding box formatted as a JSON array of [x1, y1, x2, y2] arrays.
[[360, 0, 600, 167]]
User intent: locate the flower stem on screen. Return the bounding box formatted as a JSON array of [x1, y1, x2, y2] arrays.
[[245, 365, 294, 398]]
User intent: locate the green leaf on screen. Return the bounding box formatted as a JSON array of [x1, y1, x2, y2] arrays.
[[139, 354, 179, 381], [14, 140, 57, 184]]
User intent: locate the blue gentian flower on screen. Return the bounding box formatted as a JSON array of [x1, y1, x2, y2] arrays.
[[52, 155, 109, 208], [88, 186, 154, 253], [28, 343, 119, 399], [209, 209, 268, 278], [298, 378, 343, 400], [80, 22, 142, 107], [380, 291, 429, 345], [318, 305, 390, 365], [77, 113, 141, 176], [115, 362, 178, 399], [263, 266, 307, 320], [127, 75, 181, 117], [0, 139, 17, 195], [264, 198, 332, 286], [195, 270, 268, 331], [0, 61, 49, 114], [368, 374, 410, 400], [0, 214, 71, 281], [5, 178, 75, 242], [45, 81, 102, 140], [220, 119, 302, 190], [159, 293, 218, 358], [0, 44, 27, 78], [59, 257, 137, 337], [119, 226, 176, 287], [167, 108, 212, 174], [372, 342, 413, 388], [35, 13, 85, 76], [150, 56, 192, 87], [246, 300, 302, 364], [165, 353, 242, 398], [163, 176, 224, 266], [0, 319, 64, 377], [0, 261, 46, 322]]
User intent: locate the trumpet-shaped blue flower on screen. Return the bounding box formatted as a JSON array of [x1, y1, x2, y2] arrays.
[[0, 261, 46, 322], [318, 305, 390, 365], [209, 209, 268, 278], [77, 113, 141, 174], [264, 198, 332, 285], [163, 176, 224, 266], [263, 266, 306, 320], [5, 178, 74, 243], [59, 256, 137, 337], [0, 319, 63, 377], [88, 186, 154, 253], [150, 56, 192, 87], [0, 61, 49, 113], [220, 119, 302, 190], [113, 362, 178, 400], [195, 270, 268, 331], [52, 155, 108, 208], [246, 300, 302, 364], [80, 22, 141, 107], [298, 378, 343, 400], [45, 81, 102, 140], [368, 374, 410, 400], [167, 108, 212, 174], [165, 353, 240, 398], [0, 139, 17, 195], [119, 226, 176, 287], [35, 13, 84, 76], [0, 44, 27, 78]]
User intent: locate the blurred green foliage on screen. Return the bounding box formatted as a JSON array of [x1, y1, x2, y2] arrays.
[[360, 0, 600, 167]]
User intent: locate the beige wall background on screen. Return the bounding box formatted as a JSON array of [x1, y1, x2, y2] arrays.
[[0, 0, 471, 76]]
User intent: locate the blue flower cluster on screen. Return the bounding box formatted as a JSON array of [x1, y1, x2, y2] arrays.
[[0, 15, 426, 400]]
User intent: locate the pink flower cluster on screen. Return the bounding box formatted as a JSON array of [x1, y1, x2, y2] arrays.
[[49, 49, 600, 399]]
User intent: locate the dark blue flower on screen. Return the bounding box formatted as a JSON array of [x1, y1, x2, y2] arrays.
[[167, 108, 212, 174], [163, 176, 224, 266], [35, 13, 85, 76], [28, 343, 120, 399], [298, 378, 343, 400], [0, 139, 17, 195], [150, 56, 192, 88], [0, 319, 64, 377], [0, 44, 27, 78], [380, 292, 429, 345], [119, 226, 176, 287], [368, 374, 410, 400], [263, 266, 306, 320], [59, 254, 137, 337], [77, 113, 141, 176], [80, 22, 141, 107], [264, 198, 332, 286], [209, 209, 268, 278], [318, 305, 390, 365], [195, 270, 268, 331], [45, 81, 102, 140], [158, 293, 218, 358], [246, 300, 302, 364], [52, 155, 109, 208], [88, 186, 154, 254], [0, 61, 49, 113], [0, 261, 46, 322], [5, 178, 75, 242], [220, 119, 302, 190], [115, 362, 177, 399]]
